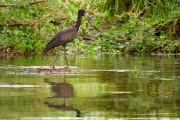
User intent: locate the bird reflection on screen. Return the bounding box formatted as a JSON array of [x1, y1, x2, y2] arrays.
[[44, 77, 81, 117], [44, 78, 74, 98]]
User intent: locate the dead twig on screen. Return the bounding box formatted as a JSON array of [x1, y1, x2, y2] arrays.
[[0, 23, 30, 27], [78, 32, 101, 41], [0, 8, 61, 27], [0, 0, 46, 7], [29, 0, 46, 5], [0, 4, 15, 7], [151, 43, 168, 52], [32, 8, 60, 26]]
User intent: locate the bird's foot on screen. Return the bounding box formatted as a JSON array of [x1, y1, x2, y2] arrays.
[[64, 66, 69, 70]]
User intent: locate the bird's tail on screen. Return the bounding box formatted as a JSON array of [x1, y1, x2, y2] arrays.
[[44, 45, 50, 54], [44, 39, 57, 54]]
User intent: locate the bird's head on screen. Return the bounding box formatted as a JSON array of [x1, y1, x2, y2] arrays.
[[78, 9, 86, 16], [78, 9, 98, 31]]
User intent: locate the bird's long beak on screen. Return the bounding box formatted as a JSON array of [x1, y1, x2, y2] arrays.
[[84, 13, 98, 31]]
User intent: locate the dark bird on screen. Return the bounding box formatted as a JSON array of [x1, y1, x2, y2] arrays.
[[44, 9, 98, 68]]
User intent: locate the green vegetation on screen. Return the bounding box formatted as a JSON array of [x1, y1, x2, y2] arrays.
[[0, 0, 179, 55]]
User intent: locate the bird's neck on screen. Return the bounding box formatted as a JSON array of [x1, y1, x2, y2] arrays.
[[74, 15, 82, 31]]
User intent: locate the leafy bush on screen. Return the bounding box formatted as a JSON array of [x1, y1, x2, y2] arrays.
[[0, 0, 179, 54]]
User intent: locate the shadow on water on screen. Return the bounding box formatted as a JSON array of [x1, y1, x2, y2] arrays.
[[44, 74, 82, 117]]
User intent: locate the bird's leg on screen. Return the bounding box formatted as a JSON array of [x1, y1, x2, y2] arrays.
[[53, 52, 58, 68], [63, 98, 67, 107], [63, 46, 69, 69]]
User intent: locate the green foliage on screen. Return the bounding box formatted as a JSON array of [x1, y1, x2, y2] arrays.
[[95, 0, 180, 54], [0, 0, 179, 54]]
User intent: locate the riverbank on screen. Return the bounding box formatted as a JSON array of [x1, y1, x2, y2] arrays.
[[0, 0, 179, 54]]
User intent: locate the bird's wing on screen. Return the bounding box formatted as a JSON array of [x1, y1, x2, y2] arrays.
[[57, 27, 77, 44], [44, 27, 77, 53]]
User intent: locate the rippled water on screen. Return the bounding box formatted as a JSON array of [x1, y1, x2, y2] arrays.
[[0, 54, 180, 119]]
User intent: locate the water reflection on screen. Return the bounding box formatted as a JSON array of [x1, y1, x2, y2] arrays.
[[44, 77, 74, 98], [44, 75, 81, 117], [147, 81, 159, 97], [0, 54, 180, 119]]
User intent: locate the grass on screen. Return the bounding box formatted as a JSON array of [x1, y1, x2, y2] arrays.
[[0, 0, 179, 55]]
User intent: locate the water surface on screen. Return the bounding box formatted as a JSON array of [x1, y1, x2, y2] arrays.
[[0, 54, 180, 119]]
